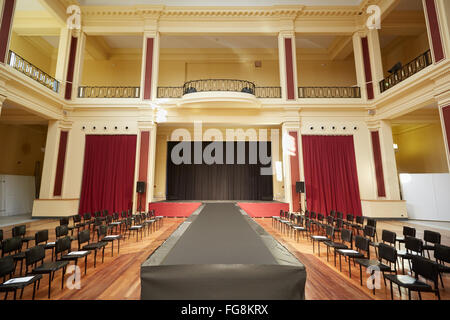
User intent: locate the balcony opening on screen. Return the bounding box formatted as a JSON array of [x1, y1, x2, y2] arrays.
[[157, 35, 280, 99], [79, 35, 143, 98], [379, 0, 431, 92], [296, 34, 360, 98], [0, 99, 48, 217], [9, 0, 61, 92]]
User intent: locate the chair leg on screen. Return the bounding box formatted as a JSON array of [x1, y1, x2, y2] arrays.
[[20, 287, 24, 299], [348, 258, 352, 278], [94, 250, 97, 268], [32, 280, 37, 300], [389, 280, 394, 300], [438, 272, 444, 288], [408, 289, 411, 300], [84, 256, 87, 275], [13, 289, 17, 300], [418, 291, 422, 300], [48, 273, 52, 299], [62, 267, 65, 289], [102, 247, 105, 263], [359, 265, 363, 286], [339, 253, 342, 272]]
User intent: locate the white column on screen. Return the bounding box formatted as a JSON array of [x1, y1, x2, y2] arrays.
[[436, 91, 450, 172], [281, 121, 301, 212], [352, 31, 368, 101], [278, 29, 298, 101], [366, 29, 384, 98], [55, 27, 71, 98], [71, 31, 86, 99], [436, 0, 450, 57]]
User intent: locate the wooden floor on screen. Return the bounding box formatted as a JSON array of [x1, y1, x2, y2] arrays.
[[254, 218, 450, 300], [1, 217, 449, 300]]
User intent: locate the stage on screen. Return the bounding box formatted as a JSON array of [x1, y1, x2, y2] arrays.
[[141, 202, 306, 300]]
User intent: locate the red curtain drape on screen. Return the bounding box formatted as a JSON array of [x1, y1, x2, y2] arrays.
[[302, 135, 362, 216], [78, 135, 137, 215]]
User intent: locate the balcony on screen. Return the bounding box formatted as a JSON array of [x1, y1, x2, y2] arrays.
[[298, 86, 361, 98], [157, 79, 281, 99], [379, 50, 432, 93], [7, 51, 60, 93], [78, 86, 140, 98]]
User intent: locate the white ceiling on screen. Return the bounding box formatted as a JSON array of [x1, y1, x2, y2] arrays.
[[103, 35, 143, 48], [296, 36, 336, 49], [79, 0, 363, 6], [14, 0, 46, 11], [41, 36, 60, 48]]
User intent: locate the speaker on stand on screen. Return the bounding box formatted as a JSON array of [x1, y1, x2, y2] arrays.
[[295, 181, 305, 214], [136, 181, 146, 213]]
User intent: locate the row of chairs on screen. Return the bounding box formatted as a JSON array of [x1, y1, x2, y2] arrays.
[[0, 210, 164, 300], [272, 210, 450, 300]]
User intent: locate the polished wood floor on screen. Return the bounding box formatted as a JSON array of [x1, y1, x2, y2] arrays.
[[1, 216, 449, 300], [255, 218, 450, 300]]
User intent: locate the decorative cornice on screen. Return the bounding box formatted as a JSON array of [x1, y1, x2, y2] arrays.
[[80, 5, 365, 20]]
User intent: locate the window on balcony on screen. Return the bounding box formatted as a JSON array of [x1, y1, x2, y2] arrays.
[[157, 35, 281, 99], [379, 0, 431, 93], [79, 35, 143, 98], [8, 0, 61, 93], [296, 35, 360, 98]]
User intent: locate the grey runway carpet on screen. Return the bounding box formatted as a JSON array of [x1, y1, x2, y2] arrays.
[[162, 202, 277, 265]]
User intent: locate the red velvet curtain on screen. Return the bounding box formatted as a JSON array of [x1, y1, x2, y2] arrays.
[[302, 135, 362, 216], [78, 135, 137, 215]]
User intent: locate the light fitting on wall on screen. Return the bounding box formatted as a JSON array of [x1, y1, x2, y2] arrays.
[[82, 126, 86, 130], [156, 108, 168, 123], [393, 143, 399, 152]]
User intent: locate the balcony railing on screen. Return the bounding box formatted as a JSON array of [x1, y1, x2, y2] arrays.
[[254, 87, 282, 98], [183, 79, 256, 95], [78, 86, 140, 98], [157, 86, 183, 98], [157, 82, 281, 99], [298, 86, 361, 98], [7, 50, 59, 93], [379, 50, 432, 93]]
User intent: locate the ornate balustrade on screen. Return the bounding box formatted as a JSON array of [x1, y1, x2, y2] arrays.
[[7, 51, 60, 93], [78, 86, 140, 98], [157, 86, 183, 98], [254, 87, 282, 98], [379, 50, 432, 93], [298, 86, 361, 98]]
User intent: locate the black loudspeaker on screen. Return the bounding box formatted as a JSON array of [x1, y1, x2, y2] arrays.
[[137, 181, 146, 194], [296, 181, 305, 193]]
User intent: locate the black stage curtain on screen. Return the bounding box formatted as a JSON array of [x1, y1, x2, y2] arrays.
[[166, 141, 273, 200]]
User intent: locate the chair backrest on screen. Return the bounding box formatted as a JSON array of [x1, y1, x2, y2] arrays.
[[73, 215, 82, 223], [326, 215, 334, 225], [325, 225, 334, 239], [12, 225, 26, 237], [94, 217, 103, 226], [423, 230, 441, 245], [346, 214, 354, 222], [0, 229, 3, 242], [135, 215, 142, 225], [366, 218, 376, 228], [434, 244, 450, 264], [103, 210, 108, 217], [381, 230, 396, 245], [355, 235, 370, 258], [25, 245, 45, 267], [106, 215, 113, 224], [55, 236, 71, 255], [94, 211, 102, 218], [83, 213, 92, 221], [97, 225, 108, 239], [403, 226, 416, 237], [341, 228, 353, 246], [35, 230, 49, 245], [78, 229, 90, 246], [355, 215, 364, 225], [55, 225, 69, 238], [378, 243, 397, 264], [121, 211, 127, 219], [1, 237, 22, 255], [411, 255, 439, 285], [363, 225, 376, 238], [0, 255, 15, 278], [336, 212, 343, 219], [113, 212, 119, 220], [310, 212, 316, 219], [329, 210, 336, 218], [60, 217, 70, 226], [405, 236, 423, 254], [335, 218, 344, 229]]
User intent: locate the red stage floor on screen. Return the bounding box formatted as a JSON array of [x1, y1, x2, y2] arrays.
[[237, 202, 289, 218], [148, 202, 202, 217]]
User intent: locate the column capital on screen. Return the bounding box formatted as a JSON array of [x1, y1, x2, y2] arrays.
[[57, 120, 73, 130], [281, 121, 301, 130]]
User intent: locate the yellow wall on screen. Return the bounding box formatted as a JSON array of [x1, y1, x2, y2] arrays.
[[0, 124, 47, 176], [81, 59, 142, 86], [9, 32, 57, 77], [297, 56, 357, 87], [382, 32, 430, 78], [393, 124, 448, 173], [158, 48, 280, 87]]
